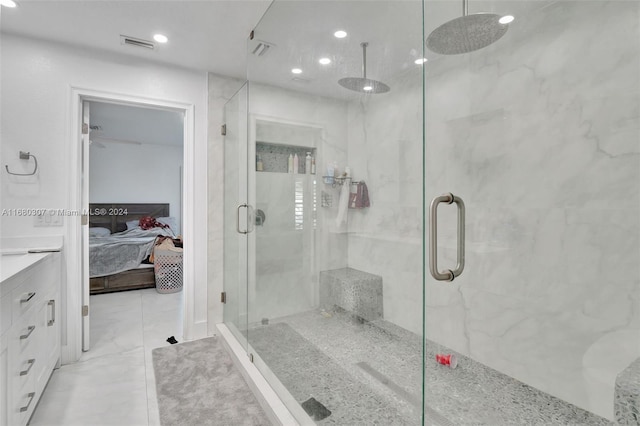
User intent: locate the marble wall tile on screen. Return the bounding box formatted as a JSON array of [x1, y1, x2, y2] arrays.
[[341, 0, 640, 420], [207, 73, 245, 334], [420, 0, 640, 420]]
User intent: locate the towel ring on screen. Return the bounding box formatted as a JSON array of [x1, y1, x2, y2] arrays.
[[5, 151, 38, 176]]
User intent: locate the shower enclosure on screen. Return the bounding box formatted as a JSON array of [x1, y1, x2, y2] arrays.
[[221, 1, 639, 424]]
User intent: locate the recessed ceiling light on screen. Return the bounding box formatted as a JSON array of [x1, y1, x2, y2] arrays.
[[363, 85, 373, 91], [319, 57, 332, 65], [334, 30, 347, 39], [0, 0, 17, 8], [499, 15, 514, 24], [414, 58, 428, 65], [291, 68, 303, 74], [153, 34, 169, 43]]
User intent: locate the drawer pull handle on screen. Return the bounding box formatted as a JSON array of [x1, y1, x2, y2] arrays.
[[20, 325, 35, 340], [47, 299, 55, 326], [20, 292, 36, 303], [19, 359, 35, 376], [19, 392, 36, 413]]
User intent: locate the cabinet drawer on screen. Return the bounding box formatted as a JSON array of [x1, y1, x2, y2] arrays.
[[11, 316, 38, 358], [12, 337, 38, 393], [11, 379, 36, 426], [11, 255, 56, 324]]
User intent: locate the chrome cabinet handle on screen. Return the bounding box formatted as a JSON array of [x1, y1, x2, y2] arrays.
[[19, 359, 36, 376], [20, 292, 36, 303], [48, 299, 55, 326], [429, 193, 466, 281], [236, 204, 248, 234], [20, 392, 36, 412], [20, 325, 35, 340]]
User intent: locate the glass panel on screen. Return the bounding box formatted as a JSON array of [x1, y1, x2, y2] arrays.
[[246, 1, 425, 424], [423, 1, 640, 424], [223, 83, 249, 348]]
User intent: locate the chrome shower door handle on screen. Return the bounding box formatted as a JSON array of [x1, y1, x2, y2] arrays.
[[236, 204, 248, 234], [429, 193, 465, 282]]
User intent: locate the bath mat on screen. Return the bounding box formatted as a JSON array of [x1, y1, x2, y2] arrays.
[[152, 337, 269, 426]]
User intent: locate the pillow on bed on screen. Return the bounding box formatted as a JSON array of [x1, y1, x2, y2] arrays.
[[157, 217, 178, 233], [126, 220, 140, 230], [89, 227, 111, 237]]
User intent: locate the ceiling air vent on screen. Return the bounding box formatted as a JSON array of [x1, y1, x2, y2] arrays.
[[120, 35, 155, 50], [251, 40, 273, 57]]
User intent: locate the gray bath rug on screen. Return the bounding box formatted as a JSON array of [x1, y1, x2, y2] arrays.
[[152, 337, 269, 426]]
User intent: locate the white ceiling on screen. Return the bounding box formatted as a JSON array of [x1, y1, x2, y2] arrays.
[[89, 101, 184, 147], [1, 0, 555, 99], [0, 0, 272, 77]]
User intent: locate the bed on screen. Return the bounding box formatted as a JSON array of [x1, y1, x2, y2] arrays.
[[88, 203, 177, 294]]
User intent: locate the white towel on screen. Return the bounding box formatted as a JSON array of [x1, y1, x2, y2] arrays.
[[335, 180, 350, 227]]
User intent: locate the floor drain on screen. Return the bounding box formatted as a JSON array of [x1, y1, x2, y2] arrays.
[[301, 397, 331, 421]]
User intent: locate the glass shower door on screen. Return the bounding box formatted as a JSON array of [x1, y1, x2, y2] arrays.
[[223, 83, 249, 347], [423, 1, 639, 424], [244, 1, 425, 424]]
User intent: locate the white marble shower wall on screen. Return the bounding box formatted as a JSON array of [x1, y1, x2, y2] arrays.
[[421, 0, 638, 420], [346, 0, 639, 420], [346, 68, 424, 336]]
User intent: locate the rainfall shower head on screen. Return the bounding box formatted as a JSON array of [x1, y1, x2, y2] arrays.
[[338, 42, 390, 94], [426, 0, 510, 55]]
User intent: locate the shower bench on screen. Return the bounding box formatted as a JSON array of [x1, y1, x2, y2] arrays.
[[319, 267, 383, 321]]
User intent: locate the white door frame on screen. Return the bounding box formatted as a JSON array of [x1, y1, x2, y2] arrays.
[[63, 87, 196, 363]]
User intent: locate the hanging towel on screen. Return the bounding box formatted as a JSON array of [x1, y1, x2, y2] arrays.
[[335, 180, 351, 226], [349, 181, 370, 209]]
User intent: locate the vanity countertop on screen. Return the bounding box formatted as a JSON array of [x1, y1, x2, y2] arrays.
[[0, 235, 63, 284], [1, 252, 53, 285]]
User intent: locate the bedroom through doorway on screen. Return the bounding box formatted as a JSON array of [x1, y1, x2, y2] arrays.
[[85, 101, 185, 352]]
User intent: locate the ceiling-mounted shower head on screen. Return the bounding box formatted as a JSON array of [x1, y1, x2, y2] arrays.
[[338, 42, 390, 94], [426, 0, 510, 55]]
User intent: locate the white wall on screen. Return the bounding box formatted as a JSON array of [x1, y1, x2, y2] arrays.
[[89, 143, 183, 233], [1, 34, 210, 360]]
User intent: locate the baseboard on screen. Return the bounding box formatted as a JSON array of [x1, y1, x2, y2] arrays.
[[216, 323, 304, 426]]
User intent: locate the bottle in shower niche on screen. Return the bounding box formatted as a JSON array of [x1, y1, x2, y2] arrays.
[[293, 153, 299, 174], [305, 152, 312, 174], [310, 156, 316, 174], [256, 154, 263, 171], [325, 161, 334, 184], [287, 154, 294, 173]]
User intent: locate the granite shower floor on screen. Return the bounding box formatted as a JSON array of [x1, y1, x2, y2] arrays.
[[248, 309, 611, 426]]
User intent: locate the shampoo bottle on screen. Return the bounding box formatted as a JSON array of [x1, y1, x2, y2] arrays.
[[293, 154, 299, 174], [325, 162, 334, 184], [311, 156, 316, 174], [305, 152, 312, 174], [256, 155, 263, 171], [288, 154, 293, 173]]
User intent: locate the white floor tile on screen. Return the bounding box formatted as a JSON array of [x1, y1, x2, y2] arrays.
[[31, 289, 182, 426]]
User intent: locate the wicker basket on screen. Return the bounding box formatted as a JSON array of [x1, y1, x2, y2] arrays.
[[153, 248, 183, 294]]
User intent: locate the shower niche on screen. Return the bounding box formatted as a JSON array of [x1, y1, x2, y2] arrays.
[[255, 142, 317, 174]]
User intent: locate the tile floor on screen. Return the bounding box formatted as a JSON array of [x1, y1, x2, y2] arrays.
[[29, 288, 183, 426]]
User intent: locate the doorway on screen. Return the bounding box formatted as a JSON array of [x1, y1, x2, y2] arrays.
[[86, 100, 184, 350], [65, 88, 196, 362]]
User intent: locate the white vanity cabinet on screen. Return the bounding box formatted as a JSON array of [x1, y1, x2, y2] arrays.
[[0, 252, 61, 426]]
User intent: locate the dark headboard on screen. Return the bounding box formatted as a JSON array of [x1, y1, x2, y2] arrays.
[[89, 203, 170, 234]]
